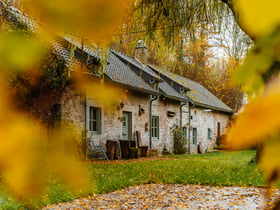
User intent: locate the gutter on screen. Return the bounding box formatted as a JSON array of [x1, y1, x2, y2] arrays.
[[193, 102, 234, 114], [103, 73, 160, 96], [85, 93, 88, 159], [149, 95, 158, 149], [180, 101, 187, 128], [187, 97, 195, 154]]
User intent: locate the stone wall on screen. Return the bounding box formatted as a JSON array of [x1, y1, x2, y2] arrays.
[[152, 98, 181, 152], [60, 87, 85, 131], [189, 106, 231, 154], [120, 91, 150, 146], [60, 87, 232, 156]]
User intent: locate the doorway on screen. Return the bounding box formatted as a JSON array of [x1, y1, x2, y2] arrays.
[[122, 111, 132, 140]]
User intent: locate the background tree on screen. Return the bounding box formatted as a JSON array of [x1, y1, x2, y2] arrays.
[[111, 0, 251, 109]]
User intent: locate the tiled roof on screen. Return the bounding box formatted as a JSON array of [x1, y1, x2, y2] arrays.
[[2, 4, 101, 63], [3, 4, 40, 33], [106, 51, 159, 95], [63, 36, 102, 60], [175, 74, 233, 113], [112, 50, 161, 80], [149, 66, 233, 113], [159, 81, 187, 102], [2, 4, 231, 107], [2, 3, 159, 96], [51, 41, 82, 70]]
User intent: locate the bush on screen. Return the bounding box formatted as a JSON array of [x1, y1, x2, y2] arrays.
[[173, 126, 187, 154]]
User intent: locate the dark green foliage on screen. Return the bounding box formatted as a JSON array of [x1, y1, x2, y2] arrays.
[[8, 52, 71, 122], [173, 126, 187, 154]]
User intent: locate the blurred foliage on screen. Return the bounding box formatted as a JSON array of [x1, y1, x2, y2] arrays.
[[0, 0, 280, 208], [20, 0, 134, 43], [234, 0, 280, 40], [226, 1, 280, 208], [0, 0, 131, 202], [0, 32, 47, 71], [8, 52, 70, 119]]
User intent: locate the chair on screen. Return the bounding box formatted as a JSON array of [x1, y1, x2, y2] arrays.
[[89, 137, 109, 160], [136, 131, 148, 157]]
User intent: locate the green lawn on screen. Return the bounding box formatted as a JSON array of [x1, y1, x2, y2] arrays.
[[0, 150, 265, 209]]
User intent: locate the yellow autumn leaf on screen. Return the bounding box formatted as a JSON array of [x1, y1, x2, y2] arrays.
[[0, 32, 47, 72], [234, 0, 280, 38], [227, 77, 280, 149], [0, 78, 89, 198], [261, 139, 280, 185], [21, 0, 133, 42], [73, 71, 123, 109]]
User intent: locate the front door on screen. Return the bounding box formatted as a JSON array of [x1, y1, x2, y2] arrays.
[[122, 112, 129, 140]]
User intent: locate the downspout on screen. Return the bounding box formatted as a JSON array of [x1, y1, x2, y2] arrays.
[[180, 101, 186, 128], [149, 95, 158, 149], [85, 93, 88, 159], [187, 97, 195, 154]]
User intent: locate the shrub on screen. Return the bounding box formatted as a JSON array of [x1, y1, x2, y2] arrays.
[[172, 126, 187, 154]]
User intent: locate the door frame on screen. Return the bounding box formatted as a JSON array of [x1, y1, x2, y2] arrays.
[[122, 111, 132, 140]]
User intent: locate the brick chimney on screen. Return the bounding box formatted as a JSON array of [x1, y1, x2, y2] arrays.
[[135, 39, 148, 66]]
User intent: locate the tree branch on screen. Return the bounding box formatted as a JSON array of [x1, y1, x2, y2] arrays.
[[159, 0, 169, 17], [219, 0, 255, 41]]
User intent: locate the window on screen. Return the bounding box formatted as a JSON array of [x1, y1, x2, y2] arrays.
[[151, 116, 159, 140], [208, 128, 213, 140], [89, 107, 101, 134], [192, 128, 197, 145], [181, 127, 187, 144]]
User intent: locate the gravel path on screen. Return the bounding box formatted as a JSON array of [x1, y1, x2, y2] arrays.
[[43, 184, 280, 210]]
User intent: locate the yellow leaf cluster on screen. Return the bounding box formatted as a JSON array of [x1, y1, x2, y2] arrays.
[[234, 0, 280, 39], [21, 0, 134, 42], [227, 77, 280, 149], [0, 0, 136, 199], [0, 32, 47, 72], [261, 139, 280, 185], [230, 0, 280, 191], [74, 72, 123, 109], [0, 78, 89, 198]]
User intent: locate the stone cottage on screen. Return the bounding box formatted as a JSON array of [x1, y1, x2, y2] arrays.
[[149, 66, 233, 154], [2, 2, 233, 157]]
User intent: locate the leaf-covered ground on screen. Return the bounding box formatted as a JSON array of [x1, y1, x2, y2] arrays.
[[0, 150, 274, 209], [43, 184, 280, 209]]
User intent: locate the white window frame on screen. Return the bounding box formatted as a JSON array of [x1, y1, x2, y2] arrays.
[[89, 106, 101, 134], [192, 127, 197, 145]]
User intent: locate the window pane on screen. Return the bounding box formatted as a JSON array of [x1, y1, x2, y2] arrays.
[[193, 128, 197, 144], [89, 120, 93, 131], [152, 116, 159, 139], [92, 121, 97, 131], [93, 109, 97, 119], [90, 107, 93, 119], [89, 107, 101, 133]]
